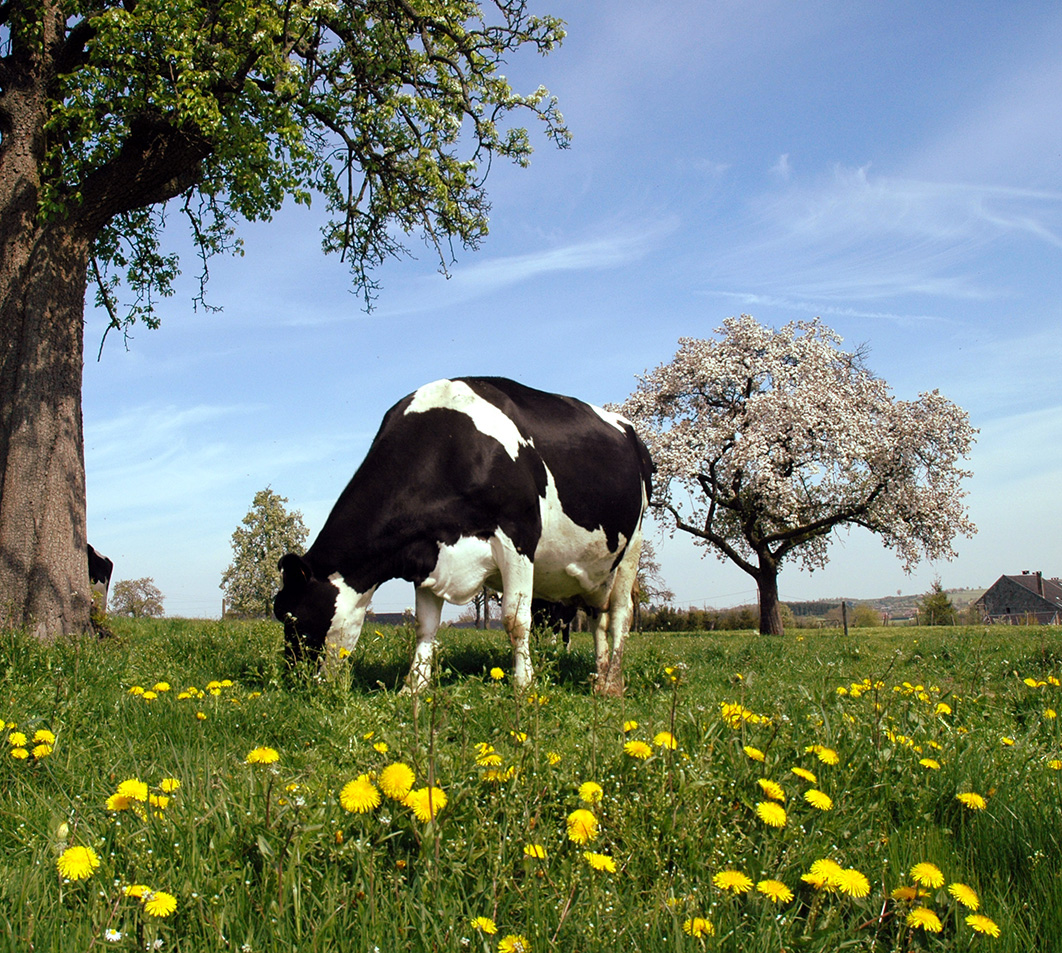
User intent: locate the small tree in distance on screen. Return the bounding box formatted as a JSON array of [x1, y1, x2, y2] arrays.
[[619, 315, 977, 636], [919, 579, 957, 626], [221, 489, 308, 619], [111, 578, 165, 618]]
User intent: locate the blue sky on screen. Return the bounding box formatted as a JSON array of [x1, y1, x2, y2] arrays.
[[83, 1, 1062, 617]]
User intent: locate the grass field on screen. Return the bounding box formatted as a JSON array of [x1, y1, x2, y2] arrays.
[[1, 619, 1059, 951]]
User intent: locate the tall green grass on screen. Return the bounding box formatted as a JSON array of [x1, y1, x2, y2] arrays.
[[0, 620, 1058, 951]]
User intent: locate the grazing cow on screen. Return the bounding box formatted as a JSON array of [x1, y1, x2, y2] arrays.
[[531, 598, 577, 649], [274, 377, 653, 695], [87, 544, 114, 612]]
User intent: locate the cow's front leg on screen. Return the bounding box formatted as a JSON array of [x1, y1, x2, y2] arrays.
[[407, 587, 445, 693]]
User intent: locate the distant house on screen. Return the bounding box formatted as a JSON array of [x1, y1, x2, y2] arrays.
[[975, 571, 1062, 624]]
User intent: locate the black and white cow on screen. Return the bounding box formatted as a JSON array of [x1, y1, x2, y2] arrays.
[[87, 544, 114, 613], [274, 377, 653, 695]]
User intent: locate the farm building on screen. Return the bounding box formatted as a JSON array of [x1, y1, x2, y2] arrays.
[[975, 571, 1062, 624]]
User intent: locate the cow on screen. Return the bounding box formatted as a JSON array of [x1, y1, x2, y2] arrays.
[[87, 544, 114, 613], [274, 377, 653, 696]]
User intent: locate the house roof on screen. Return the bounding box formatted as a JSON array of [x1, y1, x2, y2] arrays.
[[977, 572, 1062, 610]]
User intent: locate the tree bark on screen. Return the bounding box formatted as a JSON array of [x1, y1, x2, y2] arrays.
[[0, 219, 93, 637], [756, 559, 784, 636]]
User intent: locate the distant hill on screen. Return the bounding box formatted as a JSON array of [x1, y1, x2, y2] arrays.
[[787, 587, 986, 621]]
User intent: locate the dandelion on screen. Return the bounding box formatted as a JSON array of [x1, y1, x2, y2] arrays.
[[791, 766, 817, 783], [579, 781, 604, 803], [510, 731, 528, 744], [910, 862, 945, 889], [56, 845, 100, 881], [33, 729, 55, 745], [1001, 736, 1015, 746], [1046, 708, 1057, 719], [682, 917, 714, 938], [159, 778, 181, 793], [919, 758, 941, 770], [890, 885, 922, 901], [755, 801, 786, 828], [756, 879, 794, 903], [7, 731, 26, 747], [143, 890, 178, 918], [489, 667, 505, 681], [483, 766, 516, 783], [547, 751, 562, 766], [405, 786, 447, 822], [906, 907, 943, 933], [523, 843, 547, 860], [476, 745, 503, 767], [835, 868, 871, 898], [1049, 759, 1062, 770], [803, 859, 844, 891], [956, 792, 987, 811], [340, 775, 381, 813], [742, 745, 765, 762], [196, 711, 207, 721], [804, 789, 833, 811], [566, 808, 599, 844], [815, 746, 840, 765], [245, 747, 279, 765], [10, 747, 27, 759], [152, 682, 171, 692], [948, 882, 980, 910], [623, 720, 639, 732], [653, 731, 677, 750], [757, 778, 785, 801], [497, 935, 529, 953], [966, 914, 1001, 937], [373, 741, 389, 754], [470, 916, 497, 935], [378, 762, 416, 800], [623, 740, 652, 760], [583, 851, 617, 872], [712, 869, 753, 894], [124, 884, 150, 899]]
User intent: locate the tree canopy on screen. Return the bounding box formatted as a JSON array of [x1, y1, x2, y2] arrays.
[[619, 315, 977, 635], [0, 0, 567, 636]]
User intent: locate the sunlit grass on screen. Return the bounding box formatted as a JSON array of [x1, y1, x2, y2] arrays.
[[0, 620, 1059, 950]]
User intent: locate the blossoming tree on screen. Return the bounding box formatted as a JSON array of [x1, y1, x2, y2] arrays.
[[618, 315, 976, 635]]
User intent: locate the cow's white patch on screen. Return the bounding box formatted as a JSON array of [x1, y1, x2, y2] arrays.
[[405, 379, 529, 461], [421, 535, 499, 604], [325, 574, 376, 658], [531, 466, 627, 608], [590, 404, 630, 434]]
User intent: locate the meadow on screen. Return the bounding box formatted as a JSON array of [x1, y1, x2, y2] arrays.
[[1, 619, 1059, 952]]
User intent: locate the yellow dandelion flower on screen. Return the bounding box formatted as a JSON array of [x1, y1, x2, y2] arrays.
[[152, 682, 171, 692], [804, 789, 833, 811], [33, 729, 55, 745], [373, 741, 389, 754], [7, 731, 27, 747], [141, 691, 157, 701], [1046, 708, 1057, 719], [815, 746, 839, 765], [804, 859, 845, 891], [482, 765, 517, 783], [159, 778, 181, 793], [743, 745, 765, 762], [890, 885, 921, 901], [510, 731, 528, 744], [653, 731, 677, 750], [835, 868, 871, 898], [340, 775, 381, 813], [206, 680, 222, 691], [56, 845, 100, 881], [8, 747, 25, 760], [523, 843, 547, 860], [1001, 736, 1015, 746], [566, 808, 599, 844], [245, 747, 279, 765], [948, 882, 979, 910], [934, 702, 952, 715], [547, 751, 562, 766], [124, 884, 150, 899], [404, 786, 447, 823], [148, 794, 169, 810], [919, 758, 941, 770], [489, 667, 505, 681], [756, 879, 794, 903], [378, 762, 416, 800], [712, 869, 753, 894], [196, 711, 207, 721], [1048, 759, 1062, 770], [910, 862, 945, 888], [583, 850, 617, 872], [32, 743, 52, 759], [106, 793, 132, 811], [116, 779, 149, 801], [623, 740, 652, 760], [579, 781, 604, 803], [128, 686, 144, 696], [956, 792, 987, 811], [791, 766, 817, 783], [476, 747, 503, 767], [143, 890, 177, 918], [755, 801, 787, 828], [966, 914, 1001, 937], [497, 934, 529, 953], [470, 916, 497, 935], [623, 720, 639, 732], [682, 917, 715, 938], [906, 907, 943, 933], [757, 778, 785, 801]]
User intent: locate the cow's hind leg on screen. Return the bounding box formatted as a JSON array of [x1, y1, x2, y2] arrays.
[[492, 535, 535, 689], [407, 587, 445, 693], [597, 532, 643, 697]]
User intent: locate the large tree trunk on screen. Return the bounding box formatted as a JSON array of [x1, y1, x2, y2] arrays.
[[0, 219, 93, 638], [756, 560, 784, 636]]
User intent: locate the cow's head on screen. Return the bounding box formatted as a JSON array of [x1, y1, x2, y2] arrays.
[[273, 553, 338, 665]]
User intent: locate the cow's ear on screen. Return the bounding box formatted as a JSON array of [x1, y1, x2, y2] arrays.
[[278, 553, 313, 590]]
